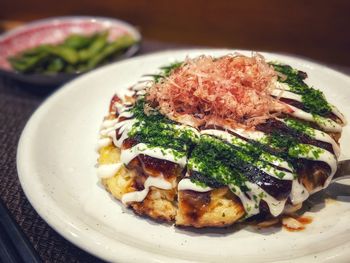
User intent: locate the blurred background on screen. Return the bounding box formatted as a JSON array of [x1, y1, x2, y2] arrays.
[[1, 0, 350, 67]]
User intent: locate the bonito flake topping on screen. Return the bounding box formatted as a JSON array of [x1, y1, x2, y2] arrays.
[[146, 53, 288, 128]]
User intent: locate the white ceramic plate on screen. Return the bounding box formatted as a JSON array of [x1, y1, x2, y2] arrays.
[[17, 49, 350, 262]]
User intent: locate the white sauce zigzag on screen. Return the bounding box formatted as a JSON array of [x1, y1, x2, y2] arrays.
[[278, 118, 341, 158], [120, 143, 187, 167], [178, 178, 212, 192], [288, 105, 342, 133], [98, 73, 344, 217], [122, 175, 173, 205]]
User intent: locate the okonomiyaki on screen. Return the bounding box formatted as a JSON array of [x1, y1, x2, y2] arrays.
[[97, 53, 346, 228]]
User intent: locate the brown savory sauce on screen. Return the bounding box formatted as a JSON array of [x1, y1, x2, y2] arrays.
[[179, 190, 211, 223], [282, 215, 313, 232], [137, 155, 180, 178]]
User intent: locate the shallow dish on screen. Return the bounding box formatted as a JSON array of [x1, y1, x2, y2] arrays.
[[0, 16, 141, 87], [17, 49, 350, 262]]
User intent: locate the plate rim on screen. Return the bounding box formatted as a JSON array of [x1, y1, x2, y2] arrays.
[[16, 48, 350, 262]]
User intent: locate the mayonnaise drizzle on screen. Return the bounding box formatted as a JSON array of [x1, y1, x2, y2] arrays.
[[121, 175, 172, 204], [132, 81, 152, 91], [201, 129, 292, 171], [273, 80, 291, 91], [136, 89, 147, 96], [289, 179, 309, 205], [273, 80, 346, 126], [114, 119, 137, 147], [290, 144, 337, 177], [101, 118, 119, 129], [259, 152, 293, 172], [228, 127, 267, 142], [97, 163, 123, 179], [279, 118, 341, 157], [187, 126, 338, 217], [271, 89, 302, 102], [178, 178, 212, 192], [272, 86, 346, 126], [231, 182, 287, 217], [98, 90, 342, 218], [288, 105, 342, 132], [173, 124, 200, 137], [200, 129, 295, 179], [331, 104, 347, 124], [96, 137, 112, 151], [121, 143, 187, 167]]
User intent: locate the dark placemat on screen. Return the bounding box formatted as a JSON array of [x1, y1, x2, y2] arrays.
[[0, 40, 186, 263]]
